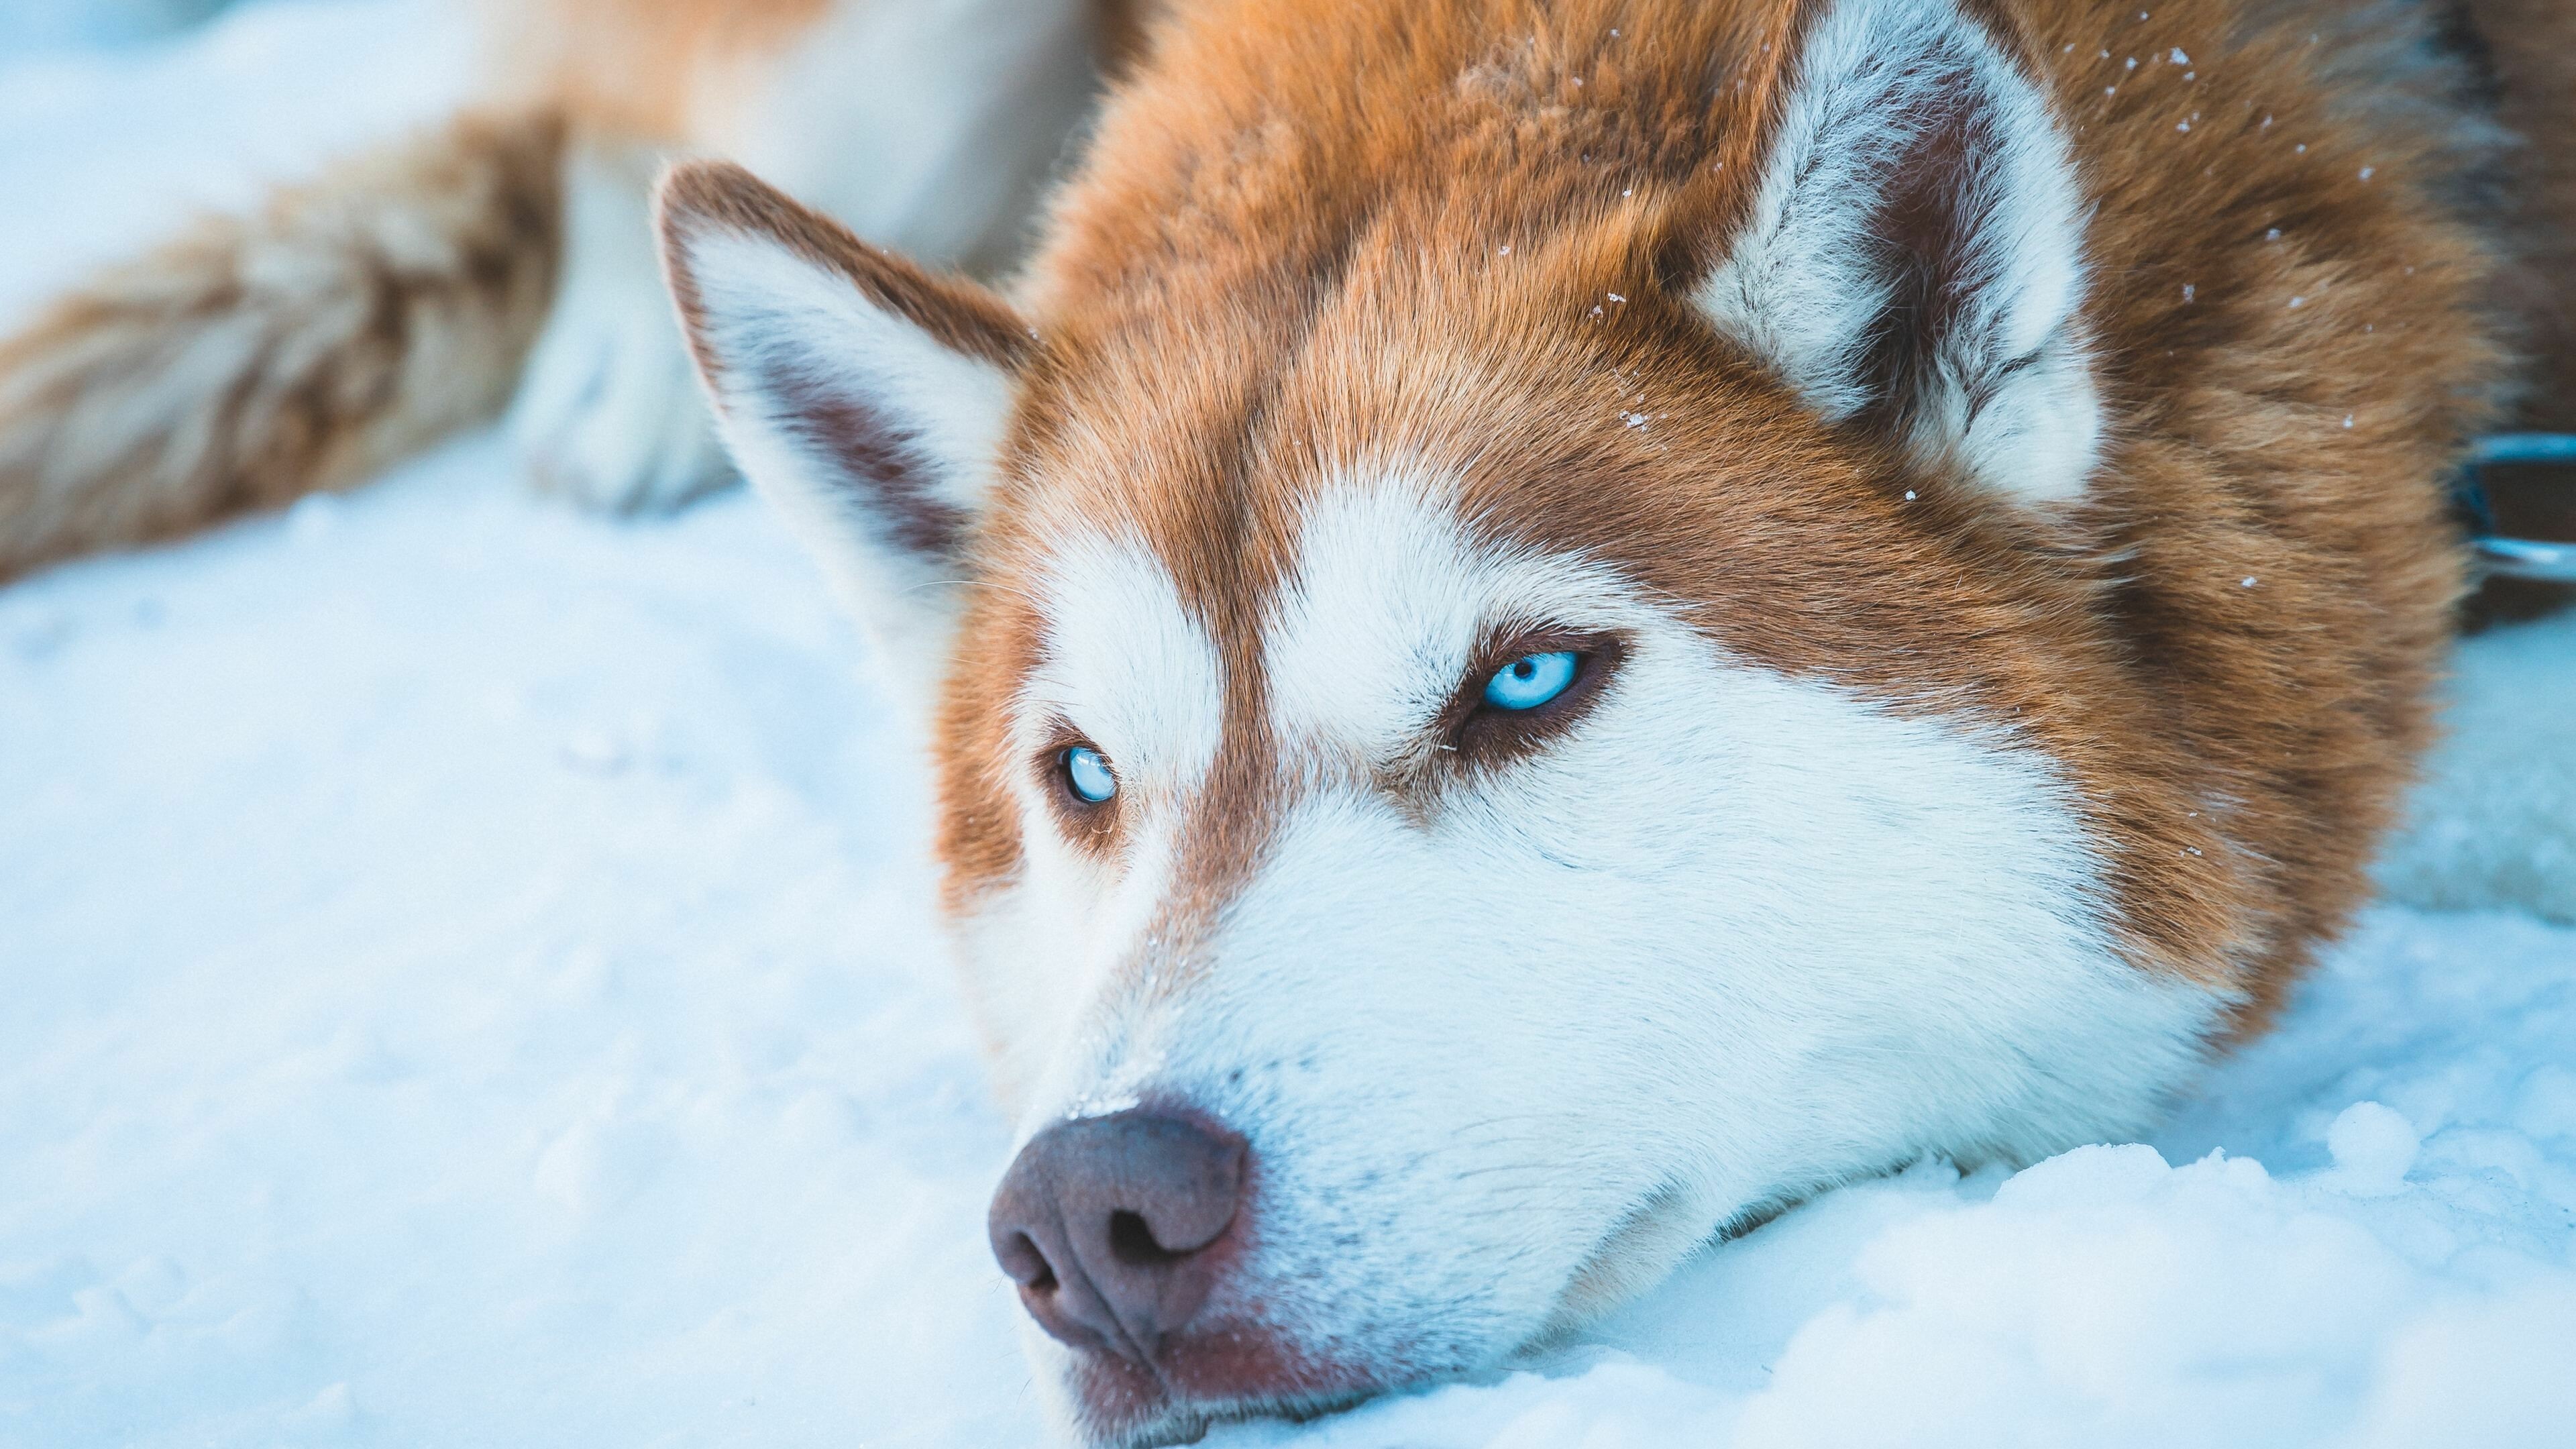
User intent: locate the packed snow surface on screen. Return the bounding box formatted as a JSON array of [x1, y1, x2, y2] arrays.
[[4, 5, 2574, 1447]]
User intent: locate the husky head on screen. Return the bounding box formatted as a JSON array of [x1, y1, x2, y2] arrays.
[[661, 0, 2239, 1441]]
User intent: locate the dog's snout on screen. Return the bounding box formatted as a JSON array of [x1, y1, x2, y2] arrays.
[[987, 1108, 1246, 1363]]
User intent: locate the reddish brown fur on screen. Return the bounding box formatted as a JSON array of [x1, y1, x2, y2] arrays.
[[916, 0, 2553, 1034], [0, 0, 1132, 586], [0, 0, 818, 588], [0, 111, 564, 582], [660, 162, 1035, 372], [2466, 0, 2576, 431]]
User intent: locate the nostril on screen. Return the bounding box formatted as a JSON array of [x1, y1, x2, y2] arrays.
[[1107, 1208, 1182, 1267], [996, 1228, 1059, 1293], [989, 1108, 1248, 1358]]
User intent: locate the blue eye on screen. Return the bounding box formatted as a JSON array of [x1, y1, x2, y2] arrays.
[[1482, 651, 1580, 710], [1063, 745, 1118, 804]]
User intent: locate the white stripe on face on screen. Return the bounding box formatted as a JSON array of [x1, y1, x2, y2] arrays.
[[975, 529, 1230, 1111], [1263, 468, 1640, 765], [968, 469, 2224, 1424], [1019, 529, 1226, 803]]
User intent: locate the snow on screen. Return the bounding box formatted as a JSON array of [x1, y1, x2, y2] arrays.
[[0, 0, 227, 62], [3, 5, 2573, 1447], [2379, 612, 2576, 924], [0, 0, 468, 329]]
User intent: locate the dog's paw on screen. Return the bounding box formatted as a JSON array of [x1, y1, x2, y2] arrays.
[[509, 284, 731, 513], [506, 144, 732, 515]]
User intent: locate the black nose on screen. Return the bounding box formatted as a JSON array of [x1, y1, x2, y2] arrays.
[[987, 1108, 1246, 1363]]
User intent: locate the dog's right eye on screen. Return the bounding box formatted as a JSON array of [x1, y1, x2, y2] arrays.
[[1483, 651, 1579, 710], [1062, 745, 1118, 805], [1444, 631, 1621, 763]]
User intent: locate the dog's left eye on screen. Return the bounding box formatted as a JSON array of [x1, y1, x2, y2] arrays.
[[1062, 745, 1118, 804], [1482, 651, 1579, 710]]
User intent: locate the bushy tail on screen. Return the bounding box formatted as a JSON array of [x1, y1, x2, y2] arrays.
[[0, 109, 566, 583]]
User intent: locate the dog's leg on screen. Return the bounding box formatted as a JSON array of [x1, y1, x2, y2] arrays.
[[504, 138, 730, 514], [692, 0, 1106, 276], [501, 0, 1104, 516]]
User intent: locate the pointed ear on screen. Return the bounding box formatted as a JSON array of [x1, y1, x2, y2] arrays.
[[1695, 0, 2101, 506], [657, 161, 1030, 692]]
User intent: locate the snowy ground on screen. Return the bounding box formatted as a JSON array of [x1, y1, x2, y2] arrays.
[[4, 5, 2574, 1447]]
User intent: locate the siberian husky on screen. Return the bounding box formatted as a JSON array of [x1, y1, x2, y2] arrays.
[[6, 1, 2576, 1445]]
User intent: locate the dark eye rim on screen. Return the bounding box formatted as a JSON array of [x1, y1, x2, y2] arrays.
[[1441, 628, 1624, 762]]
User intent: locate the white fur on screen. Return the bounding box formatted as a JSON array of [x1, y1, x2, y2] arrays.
[[510, 142, 734, 514], [1695, 0, 2102, 505], [1265, 469, 1650, 761], [1263, 470, 1494, 756], [671, 223, 1013, 700], [507, 0, 1091, 517], [969, 472, 2224, 1440], [962, 532, 1228, 1110], [696, 0, 1099, 274], [1018, 531, 1230, 801]]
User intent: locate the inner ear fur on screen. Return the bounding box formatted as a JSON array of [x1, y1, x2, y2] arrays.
[[659, 160, 1033, 385], [655, 160, 1036, 694], [1693, 0, 2103, 507]]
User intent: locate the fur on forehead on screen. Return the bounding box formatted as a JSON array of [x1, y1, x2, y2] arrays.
[[1264, 467, 1644, 759], [1017, 527, 1227, 791], [937, 0, 2512, 1031]]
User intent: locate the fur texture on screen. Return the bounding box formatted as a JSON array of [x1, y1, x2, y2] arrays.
[[660, 1, 2564, 1443], [2461, 0, 2576, 431], [1, 0, 2562, 1443], [1695, 0, 2104, 503], [661, 161, 1034, 696], [0, 111, 564, 582], [0, 0, 1114, 581]]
